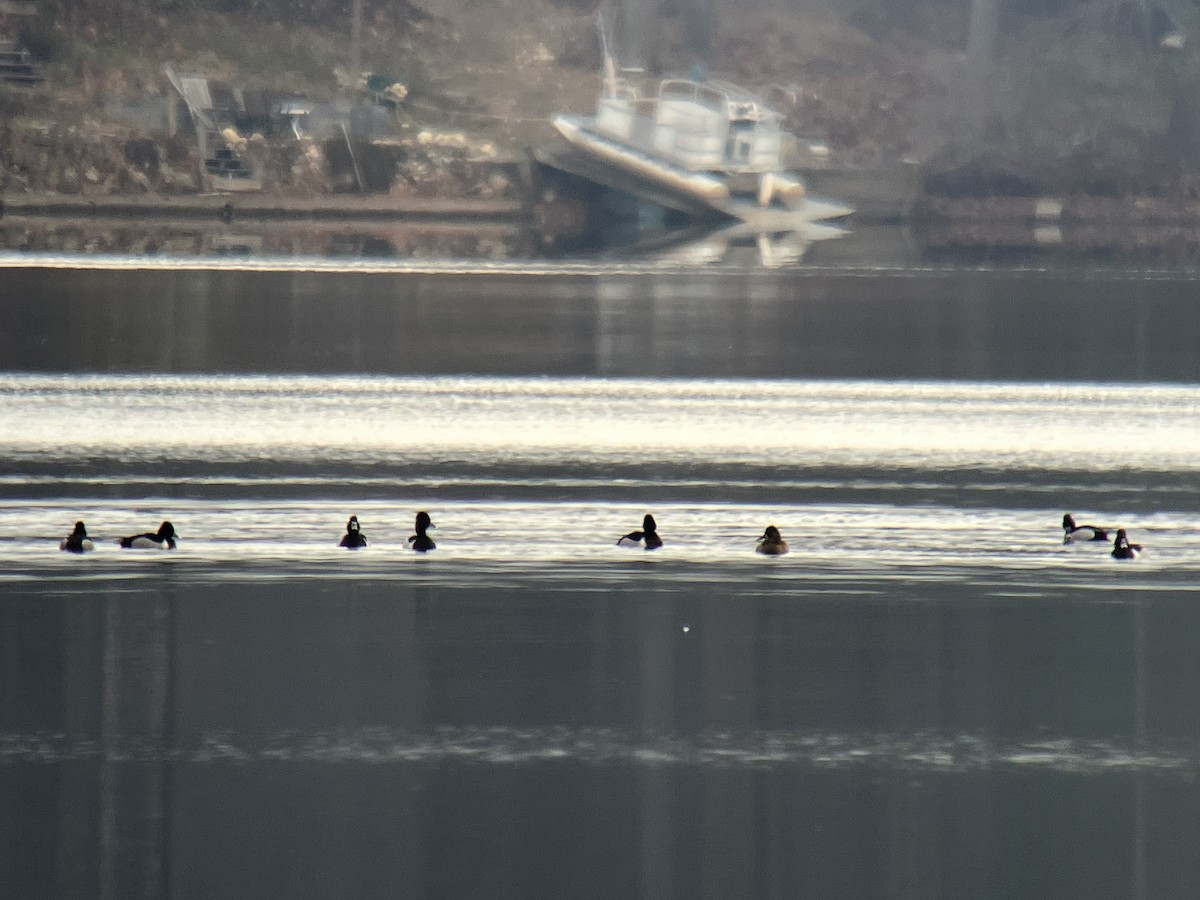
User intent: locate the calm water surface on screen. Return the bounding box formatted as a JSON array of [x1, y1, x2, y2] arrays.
[[3, 257, 1200, 899]]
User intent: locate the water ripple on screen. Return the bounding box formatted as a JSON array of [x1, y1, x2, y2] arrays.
[[1, 727, 1193, 775]]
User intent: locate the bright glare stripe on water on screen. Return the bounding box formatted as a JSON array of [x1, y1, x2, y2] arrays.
[[3, 374, 1200, 473], [0, 251, 725, 277], [3, 251, 1200, 281]]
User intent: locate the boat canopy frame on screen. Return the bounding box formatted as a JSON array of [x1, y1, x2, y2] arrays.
[[589, 75, 784, 176]]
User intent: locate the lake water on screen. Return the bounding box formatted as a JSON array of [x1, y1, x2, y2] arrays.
[[3, 252, 1200, 899]]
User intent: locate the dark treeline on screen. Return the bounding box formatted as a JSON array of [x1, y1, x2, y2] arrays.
[[31, 0, 1122, 32], [27, 0, 1157, 49], [605, 0, 1116, 70], [32, 0, 429, 37]]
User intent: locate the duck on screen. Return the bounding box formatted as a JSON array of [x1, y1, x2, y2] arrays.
[[1062, 513, 1109, 544], [756, 525, 789, 555], [59, 521, 95, 554], [1111, 528, 1143, 560], [118, 521, 177, 550], [616, 514, 663, 550], [408, 511, 436, 552], [338, 515, 367, 549]]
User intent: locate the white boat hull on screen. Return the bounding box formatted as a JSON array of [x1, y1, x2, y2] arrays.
[[553, 115, 851, 224], [554, 115, 730, 206]]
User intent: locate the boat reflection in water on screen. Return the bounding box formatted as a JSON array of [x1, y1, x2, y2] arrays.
[[647, 217, 848, 268]]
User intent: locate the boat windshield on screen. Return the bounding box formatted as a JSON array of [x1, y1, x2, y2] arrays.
[[658, 80, 726, 111]]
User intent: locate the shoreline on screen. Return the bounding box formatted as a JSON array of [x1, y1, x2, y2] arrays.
[[8, 177, 1200, 226], [6, 178, 1200, 262], [0, 191, 525, 222]]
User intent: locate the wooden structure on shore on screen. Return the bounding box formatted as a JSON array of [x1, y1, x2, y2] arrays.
[[0, 192, 524, 223], [0, 39, 40, 86]]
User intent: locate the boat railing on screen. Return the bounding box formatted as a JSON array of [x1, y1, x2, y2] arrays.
[[658, 79, 726, 112], [583, 73, 787, 173], [727, 119, 782, 171], [707, 80, 779, 124]]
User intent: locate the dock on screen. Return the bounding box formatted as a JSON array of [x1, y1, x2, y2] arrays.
[[0, 192, 526, 223]]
